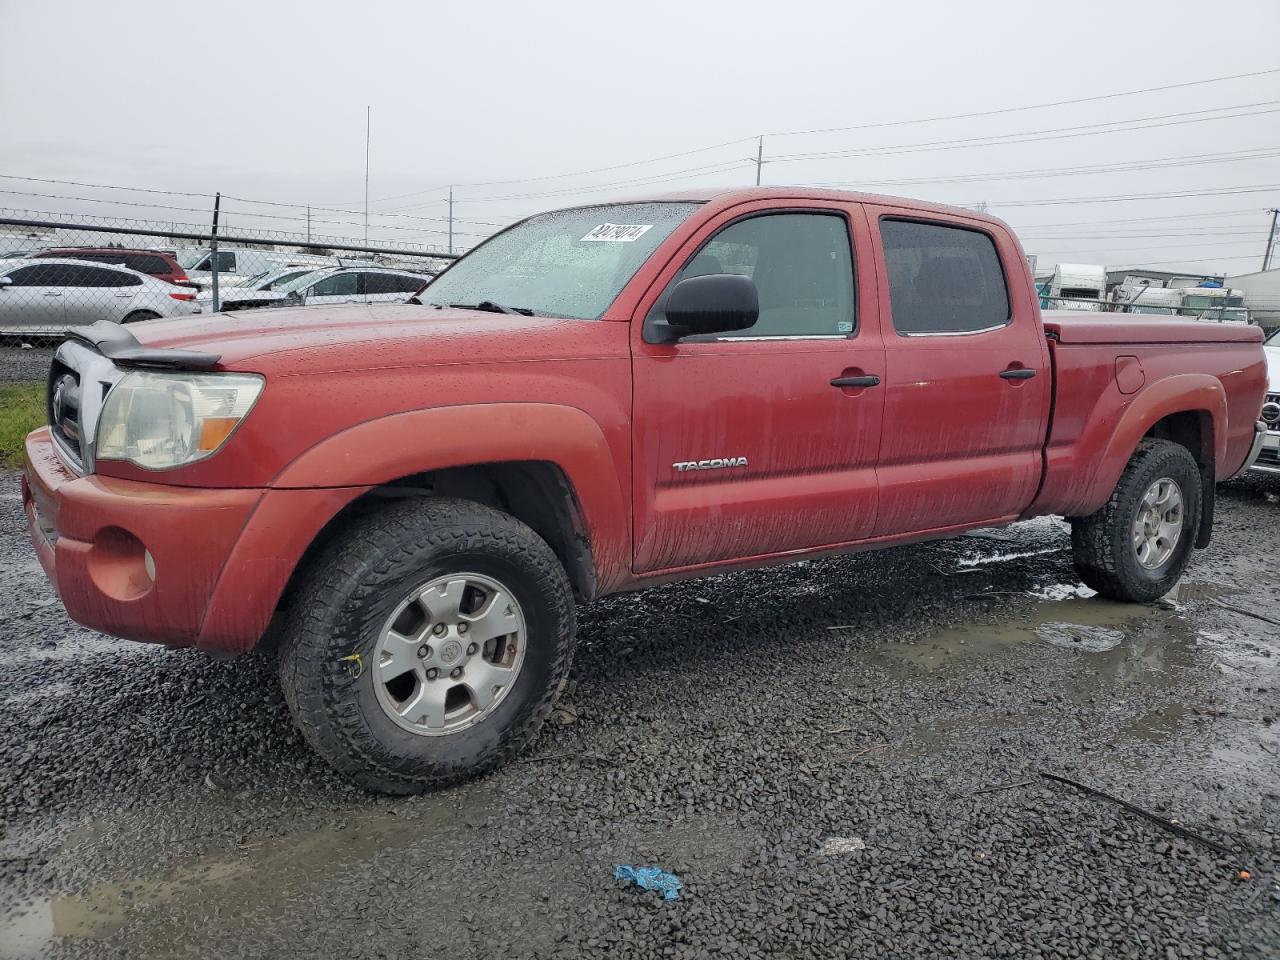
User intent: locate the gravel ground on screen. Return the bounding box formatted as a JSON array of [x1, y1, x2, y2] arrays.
[[0, 468, 1277, 959], [0, 343, 54, 385]]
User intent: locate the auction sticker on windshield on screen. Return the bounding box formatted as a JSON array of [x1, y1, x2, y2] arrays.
[[580, 223, 654, 242]]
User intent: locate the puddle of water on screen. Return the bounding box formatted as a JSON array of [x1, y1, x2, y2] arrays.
[[1028, 583, 1097, 601], [0, 791, 496, 954], [874, 596, 1155, 673], [1038, 622, 1124, 653]]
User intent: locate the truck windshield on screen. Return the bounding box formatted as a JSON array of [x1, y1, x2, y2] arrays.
[[420, 202, 701, 319]]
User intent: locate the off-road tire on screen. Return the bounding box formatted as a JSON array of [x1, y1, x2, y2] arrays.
[[1070, 438, 1202, 602], [122, 310, 161, 323], [278, 498, 576, 794]]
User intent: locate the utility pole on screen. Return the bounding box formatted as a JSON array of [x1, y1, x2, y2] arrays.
[[210, 192, 221, 313], [448, 186, 454, 255], [755, 136, 764, 186], [364, 105, 371, 246], [1263, 207, 1279, 272], [306, 205, 311, 244]]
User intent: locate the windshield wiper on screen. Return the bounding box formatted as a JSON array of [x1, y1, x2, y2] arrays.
[[446, 300, 534, 316]]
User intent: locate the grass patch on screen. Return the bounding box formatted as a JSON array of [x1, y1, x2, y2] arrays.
[[0, 382, 44, 468]]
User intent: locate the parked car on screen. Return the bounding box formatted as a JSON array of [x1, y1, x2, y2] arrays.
[[0, 257, 200, 333], [177, 248, 344, 288], [32, 247, 192, 287], [22, 187, 1268, 794], [193, 264, 325, 312], [201, 265, 428, 312], [1254, 327, 1280, 473]]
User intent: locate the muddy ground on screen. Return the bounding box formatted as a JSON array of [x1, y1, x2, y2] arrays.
[[0, 467, 1278, 959]]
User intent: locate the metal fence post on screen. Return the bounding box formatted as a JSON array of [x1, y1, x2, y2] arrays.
[[210, 192, 221, 313]]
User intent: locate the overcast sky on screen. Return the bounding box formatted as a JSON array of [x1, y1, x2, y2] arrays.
[[2, 0, 1279, 273]]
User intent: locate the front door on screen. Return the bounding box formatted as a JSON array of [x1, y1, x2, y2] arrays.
[[632, 203, 885, 573], [304, 271, 361, 306], [0, 263, 69, 331], [865, 209, 1051, 535]]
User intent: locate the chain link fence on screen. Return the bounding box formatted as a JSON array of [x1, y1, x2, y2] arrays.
[[0, 206, 459, 342]]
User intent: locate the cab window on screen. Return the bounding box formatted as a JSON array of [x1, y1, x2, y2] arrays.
[[673, 212, 855, 337]]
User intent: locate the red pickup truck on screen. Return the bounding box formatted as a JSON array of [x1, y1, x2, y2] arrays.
[[21, 188, 1268, 793]]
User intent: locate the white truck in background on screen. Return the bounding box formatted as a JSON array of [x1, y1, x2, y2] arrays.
[[1046, 263, 1106, 311], [1112, 283, 1184, 315]]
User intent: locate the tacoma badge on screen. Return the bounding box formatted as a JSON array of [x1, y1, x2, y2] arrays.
[[673, 457, 748, 473]]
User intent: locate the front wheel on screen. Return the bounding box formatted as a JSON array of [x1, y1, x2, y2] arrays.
[[1070, 438, 1202, 602], [278, 498, 576, 794]]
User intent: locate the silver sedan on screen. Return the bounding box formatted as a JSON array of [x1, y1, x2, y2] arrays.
[[0, 258, 202, 334]]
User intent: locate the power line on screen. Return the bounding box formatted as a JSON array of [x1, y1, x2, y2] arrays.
[[387, 158, 754, 208], [766, 101, 1280, 165], [764, 66, 1280, 138], [1011, 207, 1273, 229], [362, 135, 758, 205], [1028, 238, 1266, 256], [363, 65, 1280, 203], [402, 102, 1278, 208], [986, 183, 1280, 209], [808, 147, 1280, 190]]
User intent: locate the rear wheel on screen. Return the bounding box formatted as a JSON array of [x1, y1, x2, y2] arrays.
[[122, 310, 160, 323], [278, 498, 576, 794], [1070, 438, 1201, 602]]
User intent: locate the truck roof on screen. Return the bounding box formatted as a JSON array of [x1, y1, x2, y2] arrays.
[[600, 186, 1016, 231]]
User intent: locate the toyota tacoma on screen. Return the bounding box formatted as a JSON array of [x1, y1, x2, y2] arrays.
[[21, 188, 1269, 793]]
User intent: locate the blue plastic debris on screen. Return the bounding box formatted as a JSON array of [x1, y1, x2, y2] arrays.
[[614, 864, 682, 901]]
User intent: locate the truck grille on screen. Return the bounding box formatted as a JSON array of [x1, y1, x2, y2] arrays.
[[46, 356, 84, 468], [45, 339, 122, 474], [1263, 393, 1280, 428]]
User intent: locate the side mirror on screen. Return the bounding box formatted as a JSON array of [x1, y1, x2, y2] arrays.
[[646, 273, 759, 343], [0, 276, 11, 287]]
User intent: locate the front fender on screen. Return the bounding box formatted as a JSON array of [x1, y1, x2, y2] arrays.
[[1052, 373, 1225, 518], [271, 402, 631, 586]]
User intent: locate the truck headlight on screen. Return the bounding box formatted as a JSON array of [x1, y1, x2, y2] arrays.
[[95, 371, 265, 470]]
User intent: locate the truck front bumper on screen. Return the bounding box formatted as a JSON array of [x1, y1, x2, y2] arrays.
[[21, 427, 364, 654]]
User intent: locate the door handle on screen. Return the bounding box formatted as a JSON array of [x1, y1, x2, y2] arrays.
[[999, 368, 1036, 380], [830, 375, 880, 388], [43, 292, 62, 297]]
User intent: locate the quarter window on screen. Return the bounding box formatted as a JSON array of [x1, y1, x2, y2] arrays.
[[880, 219, 1010, 335], [364, 272, 424, 295], [673, 212, 855, 337]]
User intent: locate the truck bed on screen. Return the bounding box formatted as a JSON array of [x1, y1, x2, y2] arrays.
[[1042, 311, 1264, 345]]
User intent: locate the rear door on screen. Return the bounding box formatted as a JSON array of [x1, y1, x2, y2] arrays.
[[866, 208, 1050, 535], [631, 201, 885, 572], [361, 271, 424, 303]]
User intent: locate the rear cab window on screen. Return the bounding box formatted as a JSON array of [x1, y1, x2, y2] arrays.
[[879, 219, 1010, 335]]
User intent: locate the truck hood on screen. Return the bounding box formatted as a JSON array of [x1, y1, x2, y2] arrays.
[[129, 303, 627, 375]]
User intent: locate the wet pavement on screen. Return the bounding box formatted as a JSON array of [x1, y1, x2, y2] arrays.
[[0, 471, 1277, 959], [0, 343, 53, 386]]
